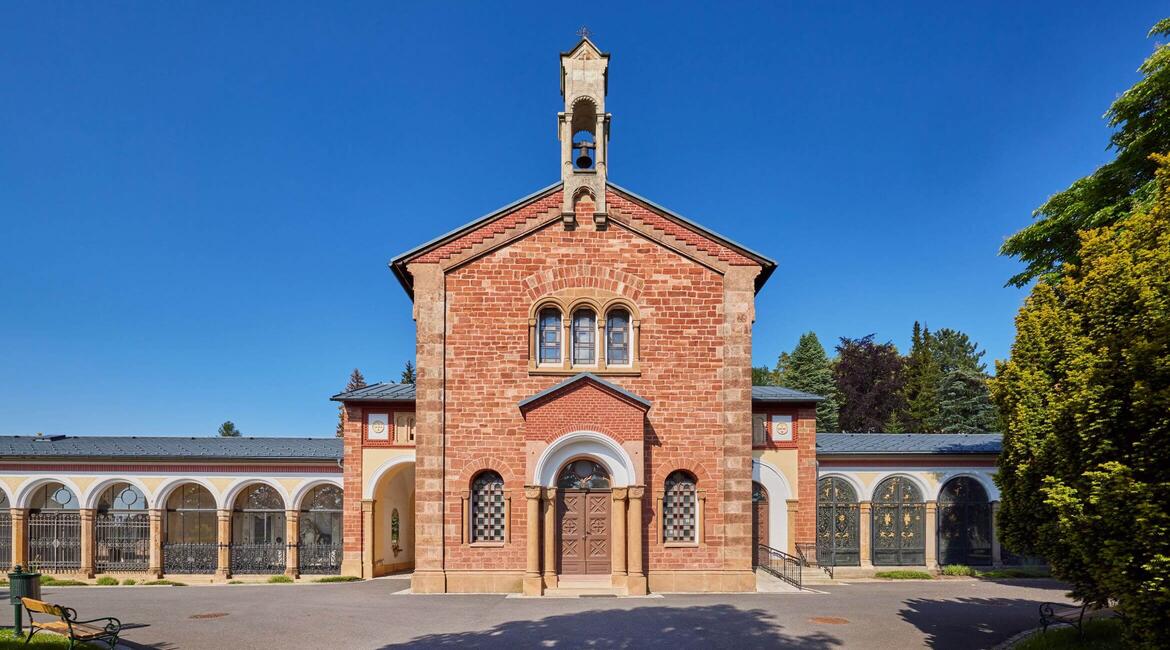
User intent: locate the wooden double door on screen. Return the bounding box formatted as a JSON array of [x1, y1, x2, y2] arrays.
[[556, 489, 611, 575], [752, 481, 769, 566]]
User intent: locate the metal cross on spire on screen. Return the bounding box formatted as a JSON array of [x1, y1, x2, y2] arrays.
[[576, 26, 592, 40]]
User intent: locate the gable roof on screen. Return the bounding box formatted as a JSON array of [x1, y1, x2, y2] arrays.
[[0, 436, 343, 461], [389, 182, 778, 297], [331, 382, 416, 402], [816, 433, 1002, 456], [518, 372, 651, 411]]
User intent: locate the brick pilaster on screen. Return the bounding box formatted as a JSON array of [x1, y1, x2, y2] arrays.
[[411, 262, 447, 593]]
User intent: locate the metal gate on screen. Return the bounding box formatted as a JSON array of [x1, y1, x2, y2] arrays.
[[872, 476, 925, 566], [96, 512, 150, 572], [163, 543, 219, 574], [230, 543, 286, 574], [816, 477, 860, 566], [28, 512, 82, 572], [938, 477, 992, 566], [298, 542, 341, 574], [0, 513, 11, 569]]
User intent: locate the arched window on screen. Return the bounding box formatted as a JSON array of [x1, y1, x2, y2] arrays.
[[605, 309, 630, 365], [95, 482, 149, 573], [752, 482, 769, 566], [816, 477, 860, 566], [572, 308, 597, 365], [539, 307, 562, 364], [938, 477, 992, 566], [0, 491, 9, 569], [471, 471, 505, 543], [164, 483, 218, 574], [231, 484, 287, 574], [557, 460, 610, 490], [663, 471, 698, 544], [299, 484, 343, 575], [872, 476, 925, 566], [27, 483, 80, 572]]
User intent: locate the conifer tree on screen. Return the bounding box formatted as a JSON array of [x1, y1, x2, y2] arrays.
[[775, 332, 840, 432], [400, 361, 416, 384], [217, 421, 241, 437], [335, 368, 368, 437], [901, 322, 942, 431], [935, 367, 997, 433]]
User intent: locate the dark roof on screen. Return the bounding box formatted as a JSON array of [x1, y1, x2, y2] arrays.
[[389, 181, 779, 297], [518, 373, 651, 411], [331, 382, 416, 402], [816, 433, 1002, 455], [0, 436, 343, 461], [751, 386, 825, 402]]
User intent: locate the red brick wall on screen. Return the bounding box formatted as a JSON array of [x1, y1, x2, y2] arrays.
[[521, 381, 646, 444]]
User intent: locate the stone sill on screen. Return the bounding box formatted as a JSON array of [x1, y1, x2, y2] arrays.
[[529, 369, 641, 377]]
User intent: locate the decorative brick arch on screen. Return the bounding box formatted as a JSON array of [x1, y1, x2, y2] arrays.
[[456, 456, 521, 489], [652, 459, 715, 489], [522, 264, 645, 303]]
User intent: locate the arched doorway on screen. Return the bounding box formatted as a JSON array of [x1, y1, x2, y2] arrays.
[[817, 477, 860, 566], [556, 459, 611, 576], [299, 484, 343, 575], [938, 477, 992, 566], [369, 459, 415, 576], [95, 482, 149, 573], [752, 482, 769, 566], [231, 484, 286, 574], [0, 491, 10, 569], [872, 476, 925, 566], [164, 483, 218, 574], [27, 483, 81, 572]]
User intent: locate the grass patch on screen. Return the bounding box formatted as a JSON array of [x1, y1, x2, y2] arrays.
[[874, 570, 934, 580], [312, 575, 362, 583], [267, 575, 294, 584], [0, 628, 101, 647], [978, 567, 1051, 579], [94, 576, 119, 586], [142, 579, 186, 586], [227, 580, 245, 584], [121, 578, 137, 586], [37, 576, 87, 587], [1013, 618, 1122, 650], [940, 564, 977, 577]]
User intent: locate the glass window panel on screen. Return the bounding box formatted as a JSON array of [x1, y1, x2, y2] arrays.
[[572, 310, 596, 365], [606, 309, 630, 364], [539, 308, 562, 363]]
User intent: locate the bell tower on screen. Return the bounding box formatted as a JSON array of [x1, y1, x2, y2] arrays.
[[559, 30, 610, 228]]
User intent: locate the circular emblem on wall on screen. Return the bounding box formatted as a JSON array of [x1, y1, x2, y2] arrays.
[[776, 422, 790, 436], [371, 421, 386, 435]]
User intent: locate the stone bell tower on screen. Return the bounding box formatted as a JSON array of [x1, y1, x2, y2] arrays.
[[559, 32, 610, 228]]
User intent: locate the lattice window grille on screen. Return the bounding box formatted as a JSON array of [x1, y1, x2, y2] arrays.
[[663, 472, 697, 543], [471, 472, 505, 543]]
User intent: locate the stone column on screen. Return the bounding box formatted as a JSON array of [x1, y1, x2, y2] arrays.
[[216, 509, 231, 579], [924, 501, 939, 571], [542, 488, 557, 590], [361, 500, 375, 579], [410, 262, 446, 594], [79, 508, 95, 578], [721, 266, 759, 576], [611, 488, 627, 589], [859, 502, 873, 569], [285, 510, 300, 578], [523, 486, 542, 595], [148, 508, 164, 578], [626, 486, 647, 595], [990, 501, 1002, 567], [11, 508, 27, 568]]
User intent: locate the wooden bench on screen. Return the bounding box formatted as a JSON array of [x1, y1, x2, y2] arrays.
[[1039, 601, 1114, 638], [20, 597, 122, 649]]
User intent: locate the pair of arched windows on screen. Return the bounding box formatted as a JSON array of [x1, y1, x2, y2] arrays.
[[537, 306, 632, 368]]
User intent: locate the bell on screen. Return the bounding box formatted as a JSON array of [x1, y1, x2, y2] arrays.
[[574, 141, 595, 169]]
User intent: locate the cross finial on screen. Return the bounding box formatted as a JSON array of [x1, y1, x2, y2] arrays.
[[576, 25, 592, 40]]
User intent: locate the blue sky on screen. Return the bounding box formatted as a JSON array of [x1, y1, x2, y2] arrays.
[[1, 2, 1164, 436]]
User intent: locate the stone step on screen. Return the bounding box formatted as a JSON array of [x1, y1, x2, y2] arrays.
[[754, 568, 802, 593]]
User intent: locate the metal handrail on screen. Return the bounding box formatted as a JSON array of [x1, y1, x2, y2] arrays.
[[796, 542, 833, 579], [756, 544, 802, 590]]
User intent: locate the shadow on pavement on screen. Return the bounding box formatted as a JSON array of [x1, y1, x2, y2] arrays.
[[898, 592, 1074, 650], [382, 604, 842, 648]]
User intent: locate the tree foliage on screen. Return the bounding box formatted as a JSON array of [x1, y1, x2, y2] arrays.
[[991, 154, 1170, 647], [401, 361, 416, 384], [217, 421, 241, 437], [1001, 19, 1170, 286], [901, 322, 942, 431], [336, 368, 368, 437], [935, 366, 998, 433], [775, 332, 840, 432], [833, 335, 906, 432], [752, 366, 778, 386]]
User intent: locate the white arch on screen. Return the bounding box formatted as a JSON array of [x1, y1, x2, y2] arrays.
[[936, 470, 1000, 502], [221, 478, 289, 511], [82, 476, 153, 510], [533, 431, 637, 488], [866, 472, 931, 503], [16, 476, 84, 509], [752, 459, 792, 553], [290, 477, 345, 510], [814, 472, 865, 501], [153, 477, 221, 511], [0, 482, 14, 508], [363, 454, 416, 500]]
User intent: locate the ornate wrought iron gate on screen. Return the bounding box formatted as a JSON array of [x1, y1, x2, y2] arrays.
[[298, 542, 341, 574], [872, 476, 925, 566], [0, 512, 11, 569], [28, 512, 81, 572], [230, 543, 286, 574], [96, 512, 150, 572], [816, 477, 860, 566], [163, 543, 219, 574], [938, 477, 992, 566]]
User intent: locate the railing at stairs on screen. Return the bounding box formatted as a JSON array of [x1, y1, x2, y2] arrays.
[[796, 542, 834, 580], [757, 544, 802, 590]]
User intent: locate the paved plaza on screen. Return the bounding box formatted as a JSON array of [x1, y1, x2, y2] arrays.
[[7, 576, 1072, 649]]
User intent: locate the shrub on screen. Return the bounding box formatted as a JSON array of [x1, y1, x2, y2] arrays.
[[977, 567, 1052, 579], [313, 575, 362, 583], [227, 580, 245, 584], [95, 576, 119, 586], [1013, 618, 1123, 650], [142, 580, 187, 586], [121, 579, 137, 586], [874, 570, 933, 580], [267, 575, 294, 584], [38, 576, 87, 587]]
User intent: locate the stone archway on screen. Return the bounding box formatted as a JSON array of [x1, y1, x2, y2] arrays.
[[368, 459, 415, 577], [554, 458, 612, 576]]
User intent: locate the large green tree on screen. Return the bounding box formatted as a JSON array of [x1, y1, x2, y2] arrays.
[[775, 332, 840, 432], [935, 366, 998, 433], [1001, 19, 1170, 286], [833, 335, 905, 433], [991, 154, 1170, 647], [901, 322, 942, 431]]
